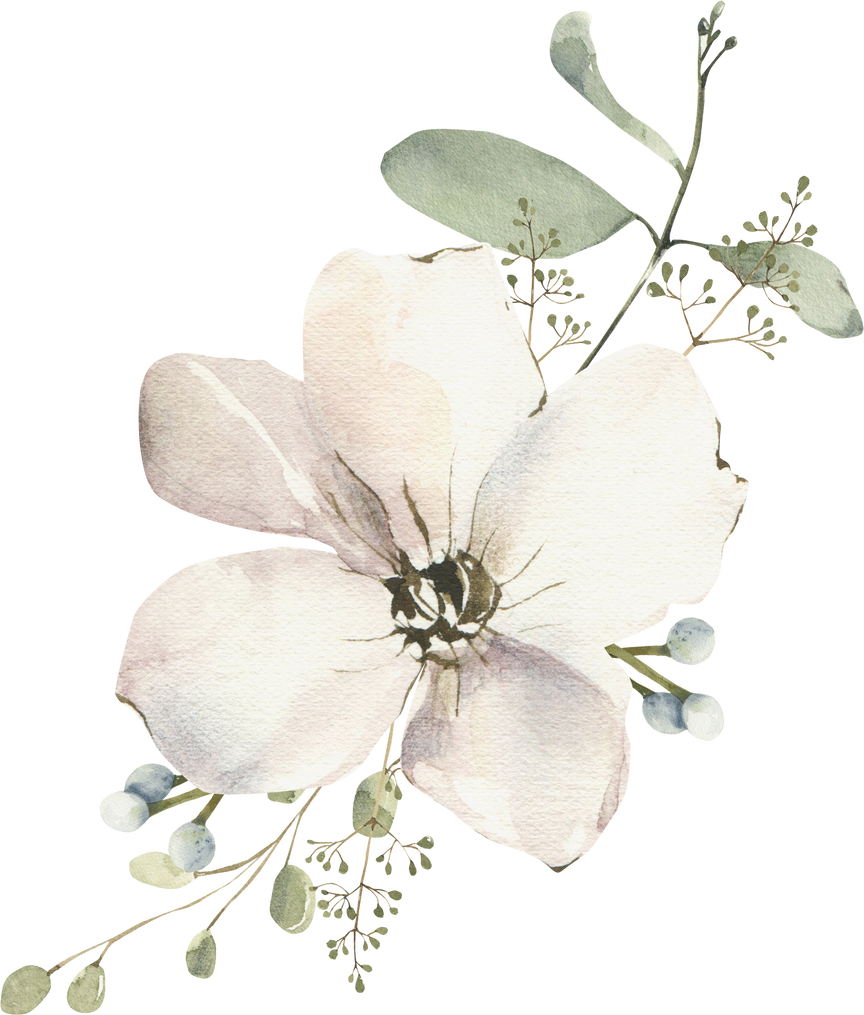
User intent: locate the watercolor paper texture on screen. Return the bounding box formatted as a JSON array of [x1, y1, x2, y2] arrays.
[[123, 247, 744, 866], [382, 130, 636, 256]]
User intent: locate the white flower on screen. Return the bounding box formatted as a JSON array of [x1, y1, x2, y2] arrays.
[[117, 245, 746, 870]]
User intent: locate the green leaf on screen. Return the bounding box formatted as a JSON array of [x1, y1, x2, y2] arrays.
[[721, 234, 731, 245], [534, 269, 545, 282], [547, 314, 557, 326], [416, 837, 434, 850], [747, 305, 759, 320], [500, 257, 514, 266], [268, 860, 318, 937], [129, 852, 194, 890], [562, 276, 575, 286], [703, 279, 713, 292], [420, 853, 432, 870], [388, 890, 403, 900], [679, 264, 690, 281], [709, 241, 862, 337], [1, 967, 51, 1014], [548, 227, 558, 238], [709, 247, 723, 262], [518, 197, 528, 214], [797, 176, 810, 194], [743, 221, 756, 232], [381, 129, 634, 258], [758, 211, 768, 228], [355, 977, 365, 994], [180, 929, 216, 982], [801, 237, 814, 247], [781, 191, 792, 204], [349, 767, 400, 840], [263, 787, 306, 803], [549, 13, 684, 176], [64, 954, 109, 1010], [736, 240, 749, 256], [805, 225, 817, 236], [646, 282, 664, 297], [661, 262, 673, 283], [506, 274, 518, 288]]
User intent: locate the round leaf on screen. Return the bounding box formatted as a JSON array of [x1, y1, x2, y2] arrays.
[[267, 790, 300, 804], [129, 852, 194, 890], [1, 966, 51, 1014]]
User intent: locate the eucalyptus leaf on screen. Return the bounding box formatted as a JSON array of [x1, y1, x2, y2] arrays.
[[550, 12, 684, 177], [263, 787, 306, 803], [349, 767, 400, 840], [1, 966, 51, 1014], [129, 852, 194, 890], [66, 965, 105, 1013], [268, 864, 318, 933], [709, 241, 862, 337], [381, 129, 634, 257], [179, 929, 218, 982]]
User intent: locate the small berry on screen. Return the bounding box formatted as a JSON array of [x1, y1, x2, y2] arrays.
[[124, 764, 174, 803], [682, 694, 724, 740], [168, 821, 216, 872], [642, 692, 686, 734], [100, 791, 149, 832], [666, 618, 715, 664]]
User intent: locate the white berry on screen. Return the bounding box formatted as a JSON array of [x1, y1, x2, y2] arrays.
[[165, 816, 218, 872], [96, 787, 150, 836], [682, 690, 730, 747], [666, 618, 715, 664], [642, 692, 686, 734]]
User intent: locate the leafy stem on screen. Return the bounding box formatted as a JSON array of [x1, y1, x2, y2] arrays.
[[606, 643, 691, 703], [578, 21, 733, 373]]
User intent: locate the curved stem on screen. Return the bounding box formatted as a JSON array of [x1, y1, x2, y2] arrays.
[[207, 787, 324, 929], [578, 32, 710, 373], [147, 787, 208, 816], [43, 791, 322, 974], [606, 644, 690, 703]]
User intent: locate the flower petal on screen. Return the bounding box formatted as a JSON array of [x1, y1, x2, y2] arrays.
[[401, 636, 629, 869], [303, 245, 545, 564], [473, 345, 747, 658], [140, 354, 401, 576], [117, 548, 418, 793]]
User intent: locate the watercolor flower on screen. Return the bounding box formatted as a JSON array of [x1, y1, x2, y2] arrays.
[[118, 245, 746, 870]]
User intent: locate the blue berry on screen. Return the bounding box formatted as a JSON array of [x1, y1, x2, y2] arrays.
[[168, 822, 216, 872], [99, 791, 149, 832], [666, 618, 715, 664], [124, 764, 174, 803], [642, 692, 686, 734]]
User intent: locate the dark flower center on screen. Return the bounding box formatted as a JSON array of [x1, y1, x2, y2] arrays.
[[384, 550, 501, 666]]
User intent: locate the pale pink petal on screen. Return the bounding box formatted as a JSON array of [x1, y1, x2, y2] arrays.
[[402, 637, 629, 869], [473, 345, 747, 674], [139, 354, 401, 576], [117, 548, 417, 794], [303, 245, 545, 564]]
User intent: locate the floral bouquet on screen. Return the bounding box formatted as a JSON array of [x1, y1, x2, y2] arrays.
[[2, 4, 859, 1012]]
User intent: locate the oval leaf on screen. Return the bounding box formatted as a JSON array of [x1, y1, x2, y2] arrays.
[[64, 958, 108, 1015], [550, 12, 684, 177], [352, 773, 398, 838], [381, 129, 634, 258], [1, 966, 51, 1014], [124, 844, 195, 893], [186, 930, 217, 979], [270, 865, 316, 934], [709, 241, 862, 338]]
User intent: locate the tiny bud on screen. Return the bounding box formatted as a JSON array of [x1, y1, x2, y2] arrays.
[[724, 36, 737, 50], [698, 17, 710, 34], [711, 1, 725, 18]]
